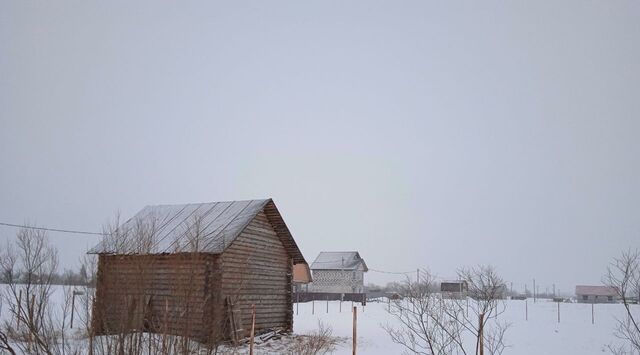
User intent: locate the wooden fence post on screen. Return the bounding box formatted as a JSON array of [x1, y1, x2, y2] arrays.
[[28, 295, 35, 352], [326, 295, 329, 313], [557, 302, 560, 323], [525, 299, 528, 321], [88, 296, 94, 355], [71, 291, 76, 328], [312, 299, 315, 315], [466, 297, 469, 317], [591, 303, 594, 324], [352, 306, 357, 355], [479, 313, 485, 355]]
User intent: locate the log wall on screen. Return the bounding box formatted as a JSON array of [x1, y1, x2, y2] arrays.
[[92, 253, 219, 342], [218, 210, 292, 337]]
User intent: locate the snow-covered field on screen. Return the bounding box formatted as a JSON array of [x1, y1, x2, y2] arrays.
[[1, 285, 636, 354], [292, 298, 633, 354]]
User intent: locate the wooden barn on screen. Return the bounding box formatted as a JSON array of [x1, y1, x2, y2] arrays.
[[88, 199, 309, 343]]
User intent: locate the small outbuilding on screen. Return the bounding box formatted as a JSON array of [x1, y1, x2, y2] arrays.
[[88, 199, 309, 343], [575, 285, 618, 303], [441, 280, 468, 298]]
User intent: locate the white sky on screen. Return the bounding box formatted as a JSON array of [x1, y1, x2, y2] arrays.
[[1, 1, 639, 293]]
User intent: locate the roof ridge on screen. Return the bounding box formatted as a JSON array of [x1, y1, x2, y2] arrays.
[[144, 198, 272, 208]]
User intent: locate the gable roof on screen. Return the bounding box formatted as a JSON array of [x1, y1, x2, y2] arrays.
[[310, 251, 368, 271], [88, 199, 307, 264], [575, 285, 618, 297]]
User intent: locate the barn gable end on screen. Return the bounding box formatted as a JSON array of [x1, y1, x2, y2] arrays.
[[219, 210, 292, 336]]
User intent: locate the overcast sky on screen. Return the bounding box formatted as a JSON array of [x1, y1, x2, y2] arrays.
[[1, 1, 639, 294]]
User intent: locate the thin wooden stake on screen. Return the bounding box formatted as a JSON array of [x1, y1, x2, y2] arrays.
[[28, 295, 35, 352], [312, 299, 315, 315], [88, 296, 94, 355], [479, 313, 485, 355], [326, 295, 329, 313], [296, 292, 299, 315], [16, 289, 22, 328], [466, 297, 469, 317], [249, 304, 256, 355], [162, 298, 168, 353], [352, 306, 357, 355], [525, 299, 528, 321], [71, 291, 76, 329], [591, 303, 594, 324], [557, 302, 560, 323]]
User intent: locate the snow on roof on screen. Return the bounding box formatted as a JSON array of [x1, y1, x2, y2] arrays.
[[310, 251, 368, 271], [88, 199, 292, 257], [575, 285, 618, 296]]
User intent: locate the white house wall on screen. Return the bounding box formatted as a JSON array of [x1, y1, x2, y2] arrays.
[[310, 269, 365, 293]]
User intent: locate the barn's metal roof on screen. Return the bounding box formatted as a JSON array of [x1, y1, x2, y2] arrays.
[[88, 199, 307, 264], [310, 251, 368, 271]]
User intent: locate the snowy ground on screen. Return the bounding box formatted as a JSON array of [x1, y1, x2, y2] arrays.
[[1, 285, 636, 354], [290, 298, 633, 354]]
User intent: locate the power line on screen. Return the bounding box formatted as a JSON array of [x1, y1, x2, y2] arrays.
[[368, 268, 417, 275], [0, 222, 103, 236]]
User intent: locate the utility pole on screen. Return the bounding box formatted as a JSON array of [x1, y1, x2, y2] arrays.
[[553, 284, 556, 297]]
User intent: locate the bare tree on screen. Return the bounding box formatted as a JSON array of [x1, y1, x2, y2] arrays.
[[0, 227, 82, 355], [383, 266, 509, 355], [383, 270, 465, 355], [453, 265, 509, 355], [604, 249, 640, 353]]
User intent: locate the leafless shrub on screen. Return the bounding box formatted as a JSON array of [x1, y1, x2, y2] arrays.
[[383, 266, 509, 355], [383, 271, 464, 355], [604, 249, 640, 353], [483, 320, 510, 355], [286, 321, 340, 355]]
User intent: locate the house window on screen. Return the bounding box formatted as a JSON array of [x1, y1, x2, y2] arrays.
[[582, 295, 588, 301], [608, 296, 613, 301], [595, 295, 599, 299]]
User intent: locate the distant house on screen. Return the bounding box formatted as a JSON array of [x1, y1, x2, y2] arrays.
[[310, 251, 368, 294], [441, 280, 468, 297], [575, 285, 618, 303]]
